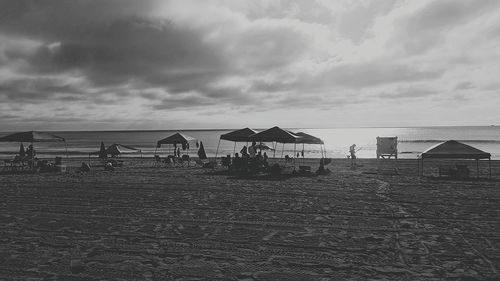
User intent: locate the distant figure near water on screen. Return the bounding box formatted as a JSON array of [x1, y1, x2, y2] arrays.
[[349, 144, 357, 168], [26, 144, 36, 158]]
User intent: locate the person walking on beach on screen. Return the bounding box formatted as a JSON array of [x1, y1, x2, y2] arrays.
[[349, 144, 357, 168]]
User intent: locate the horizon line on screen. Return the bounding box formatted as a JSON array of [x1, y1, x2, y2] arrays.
[[0, 125, 497, 133]]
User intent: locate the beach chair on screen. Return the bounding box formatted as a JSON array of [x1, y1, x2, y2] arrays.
[[2, 159, 13, 172], [221, 156, 231, 166], [153, 155, 164, 167], [13, 156, 28, 171], [181, 155, 190, 167]]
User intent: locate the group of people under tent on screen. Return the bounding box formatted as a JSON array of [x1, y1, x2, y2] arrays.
[[221, 141, 271, 174]]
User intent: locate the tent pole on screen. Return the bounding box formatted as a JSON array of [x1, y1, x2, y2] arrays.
[[31, 142, 34, 172], [489, 158, 491, 179], [215, 139, 221, 159], [303, 143, 305, 165], [281, 143, 285, 158], [477, 159, 479, 178], [293, 143, 296, 171], [233, 142, 236, 156], [273, 142, 276, 158]]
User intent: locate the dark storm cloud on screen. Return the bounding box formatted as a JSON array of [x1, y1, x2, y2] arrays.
[[0, 77, 88, 103], [24, 18, 226, 89], [0, 0, 229, 95], [1, 0, 499, 129]]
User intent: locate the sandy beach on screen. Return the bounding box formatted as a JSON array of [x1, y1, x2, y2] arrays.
[[0, 157, 499, 280]]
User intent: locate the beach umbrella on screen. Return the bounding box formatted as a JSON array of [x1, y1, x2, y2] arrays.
[[19, 143, 25, 157], [106, 143, 141, 157], [198, 141, 207, 160], [0, 130, 68, 161], [98, 141, 107, 159]]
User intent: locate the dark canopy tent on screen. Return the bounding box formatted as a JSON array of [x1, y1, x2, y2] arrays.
[[221, 128, 259, 142], [249, 126, 301, 158], [249, 126, 299, 144], [419, 140, 491, 177], [0, 131, 67, 158], [294, 132, 324, 145], [155, 133, 198, 157], [215, 128, 259, 158], [0, 131, 65, 143], [157, 133, 197, 147], [294, 132, 326, 159]]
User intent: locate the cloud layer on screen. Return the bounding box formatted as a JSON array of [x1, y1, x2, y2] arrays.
[[1, 0, 500, 130]]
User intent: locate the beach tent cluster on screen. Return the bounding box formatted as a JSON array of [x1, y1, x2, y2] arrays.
[[215, 126, 326, 159], [0, 130, 495, 178]]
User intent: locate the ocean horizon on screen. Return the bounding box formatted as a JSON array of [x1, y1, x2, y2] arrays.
[[1, 126, 499, 160]]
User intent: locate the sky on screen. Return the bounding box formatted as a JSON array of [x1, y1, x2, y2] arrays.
[[0, 0, 499, 131]]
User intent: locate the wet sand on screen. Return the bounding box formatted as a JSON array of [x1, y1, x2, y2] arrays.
[[0, 157, 499, 280]]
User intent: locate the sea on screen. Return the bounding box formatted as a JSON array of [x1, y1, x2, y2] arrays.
[[1, 126, 500, 159]]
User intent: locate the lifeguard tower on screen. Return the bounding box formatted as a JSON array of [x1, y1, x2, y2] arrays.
[[376, 136, 398, 173]]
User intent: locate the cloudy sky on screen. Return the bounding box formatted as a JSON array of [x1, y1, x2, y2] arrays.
[[1, 0, 499, 130]]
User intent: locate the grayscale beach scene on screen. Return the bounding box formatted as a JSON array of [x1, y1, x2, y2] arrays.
[[0, 1, 499, 280]]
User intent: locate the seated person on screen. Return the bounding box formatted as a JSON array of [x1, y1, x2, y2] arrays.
[[222, 154, 232, 167], [262, 152, 270, 171]]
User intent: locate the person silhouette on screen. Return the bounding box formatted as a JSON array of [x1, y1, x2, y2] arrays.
[[349, 144, 357, 168]]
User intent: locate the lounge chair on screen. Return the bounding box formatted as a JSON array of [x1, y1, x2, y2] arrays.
[[181, 155, 190, 167], [153, 155, 164, 167]]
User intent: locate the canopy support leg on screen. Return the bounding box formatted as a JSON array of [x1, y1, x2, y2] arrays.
[[303, 143, 305, 165], [31, 142, 34, 172], [215, 139, 221, 159], [477, 159, 479, 178], [489, 158, 492, 179], [233, 142, 236, 156], [293, 143, 296, 171]]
